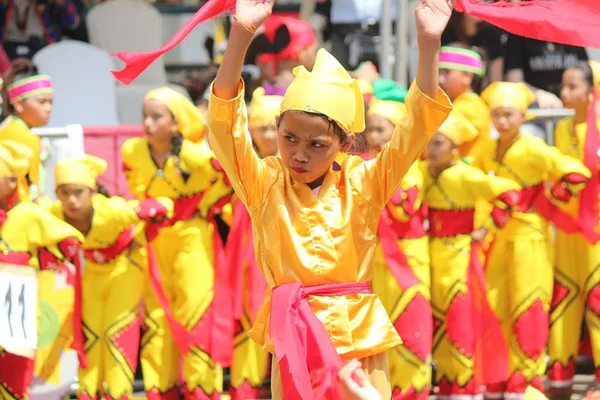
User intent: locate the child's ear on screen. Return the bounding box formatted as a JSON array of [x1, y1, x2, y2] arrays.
[[13, 100, 24, 114], [341, 133, 356, 153], [462, 71, 474, 86]]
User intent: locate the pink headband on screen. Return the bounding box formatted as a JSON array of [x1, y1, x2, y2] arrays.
[[439, 46, 485, 76], [7, 75, 54, 103]]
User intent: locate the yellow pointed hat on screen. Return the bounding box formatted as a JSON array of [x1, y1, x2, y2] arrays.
[[145, 87, 206, 143], [367, 99, 407, 127], [437, 110, 479, 145], [281, 48, 365, 133], [248, 87, 283, 128], [0, 140, 32, 179], [481, 81, 535, 114], [55, 154, 107, 190]]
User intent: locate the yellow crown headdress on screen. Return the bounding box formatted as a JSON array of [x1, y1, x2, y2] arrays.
[[281, 49, 365, 133]]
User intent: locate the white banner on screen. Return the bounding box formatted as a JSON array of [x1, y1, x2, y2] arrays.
[[0, 264, 38, 358]]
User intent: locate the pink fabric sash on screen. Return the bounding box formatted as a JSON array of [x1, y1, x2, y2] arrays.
[[469, 241, 508, 386], [270, 281, 372, 400]]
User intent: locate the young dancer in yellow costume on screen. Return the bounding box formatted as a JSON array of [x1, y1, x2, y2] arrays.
[[473, 82, 591, 399], [423, 111, 518, 400], [49, 155, 173, 400], [547, 61, 600, 393], [366, 99, 432, 400], [0, 140, 85, 400], [208, 0, 454, 398], [226, 86, 281, 400], [438, 44, 490, 158], [0, 73, 53, 200], [122, 87, 232, 400]]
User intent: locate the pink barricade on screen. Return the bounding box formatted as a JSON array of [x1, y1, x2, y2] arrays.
[[83, 125, 143, 199]]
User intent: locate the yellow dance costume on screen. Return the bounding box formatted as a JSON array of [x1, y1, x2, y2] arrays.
[[423, 112, 519, 400], [0, 141, 84, 400], [474, 82, 591, 398], [227, 87, 282, 400], [0, 116, 42, 200], [208, 49, 453, 399], [547, 63, 600, 388], [49, 155, 173, 400], [367, 100, 432, 400], [122, 88, 232, 400]]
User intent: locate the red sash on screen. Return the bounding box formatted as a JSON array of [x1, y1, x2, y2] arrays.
[[83, 227, 135, 264], [377, 208, 422, 291], [429, 209, 475, 237], [145, 193, 205, 355], [469, 241, 509, 386], [227, 199, 267, 322], [270, 282, 372, 400]]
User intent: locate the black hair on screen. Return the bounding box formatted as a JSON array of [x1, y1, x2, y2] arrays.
[[2, 60, 38, 115], [96, 182, 110, 198], [566, 61, 595, 90], [170, 133, 191, 182], [445, 42, 487, 94]]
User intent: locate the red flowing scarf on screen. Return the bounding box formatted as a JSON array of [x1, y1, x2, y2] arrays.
[[455, 0, 600, 49], [111, 0, 600, 85]]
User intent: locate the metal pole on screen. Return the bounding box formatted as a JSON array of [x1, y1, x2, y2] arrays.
[[396, 0, 408, 86], [380, 0, 393, 79]]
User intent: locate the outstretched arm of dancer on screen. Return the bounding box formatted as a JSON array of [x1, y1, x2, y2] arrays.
[[208, 0, 276, 210], [352, 0, 454, 210]]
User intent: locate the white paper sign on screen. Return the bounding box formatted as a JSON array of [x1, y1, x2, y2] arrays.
[[0, 264, 38, 358]]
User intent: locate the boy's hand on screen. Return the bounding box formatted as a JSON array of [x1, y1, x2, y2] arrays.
[[235, 0, 275, 31], [339, 359, 382, 400], [415, 0, 456, 43]]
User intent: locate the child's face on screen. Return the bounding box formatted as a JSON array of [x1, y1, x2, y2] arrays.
[[426, 132, 457, 167], [0, 176, 17, 205], [56, 184, 94, 222], [143, 99, 178, 147], [439, 69, 472, 100], [560, 68, 593, 110], [14, 94, 53, 127], [365, 114, 395, 154], [277, 111, 352, 187], [491, 107, 525, 138], [250, 124, 279, 158]]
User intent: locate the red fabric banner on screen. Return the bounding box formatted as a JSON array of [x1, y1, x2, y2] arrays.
[[455, 0, 600, 49]]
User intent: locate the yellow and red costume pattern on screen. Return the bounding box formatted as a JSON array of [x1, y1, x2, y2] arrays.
[[225, 197, 269, 400], [422, 131, 520, 399], [225, 86, 281, 400], [48, 154, 175, 400], [0, 141, 84, 400], [365, 98, 432, 400], [473, 123, 590, 397], [208, 48, 452, 399], [122, 88, 233, 400], [371, 162, 432, 400], [547, 105, 600, 386]]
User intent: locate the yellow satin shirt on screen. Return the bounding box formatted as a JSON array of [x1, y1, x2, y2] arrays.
[[453, 92, 491, 157], [422, 161, 520, 211], [554, 117, 600, 217], [208, 80, 452, 360], [0, 116, 42, 199], [473, 133, 591, 237], [386, 162, 424, 222]]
